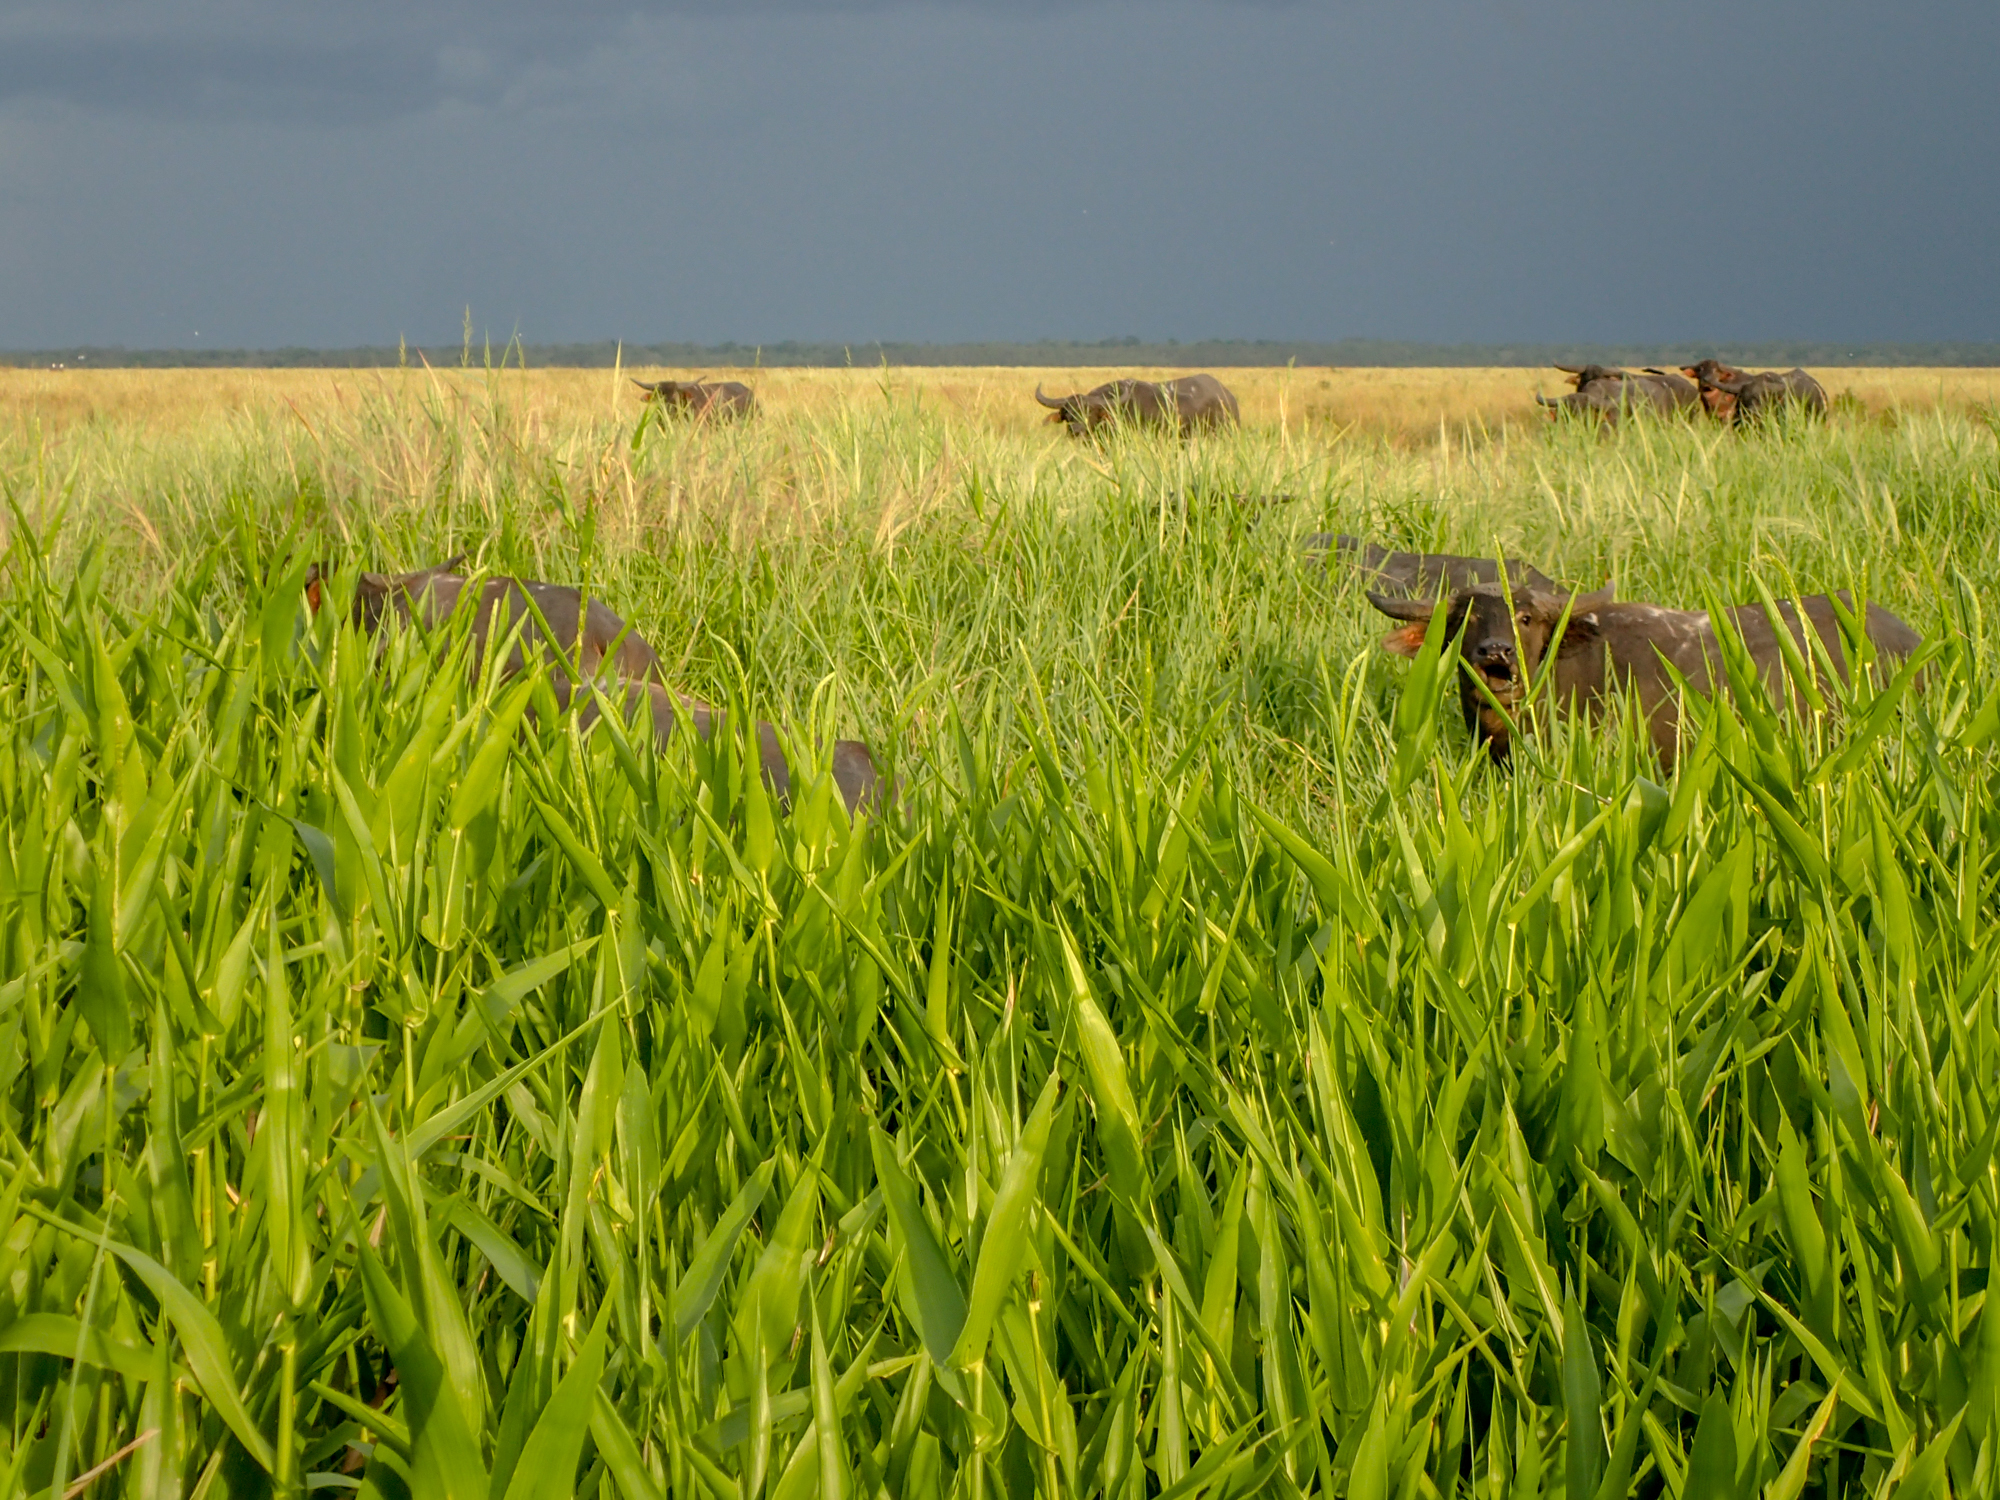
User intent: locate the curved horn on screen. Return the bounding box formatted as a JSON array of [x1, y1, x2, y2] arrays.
[[631, 377, 655, 390], [1033, 384, 1065, 409], [1552, 363, 1583, 374], [1366, 589, 1442, 622], [1563, 586, 1616, 616], [1536, 393, 1560, 407]]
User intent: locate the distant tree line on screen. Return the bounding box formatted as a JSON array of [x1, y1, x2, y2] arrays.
[[8, 337, 2000, 369]]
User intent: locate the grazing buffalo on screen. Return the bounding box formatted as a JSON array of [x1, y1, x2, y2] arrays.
[[1676, 359, 1749, 422], [1305, 533, 1558, 596], [1034, 374, 1240, 436], [1704, 368, 1828, 424], [632, 378, 758, 420], [308, 561, 882, 814], [1536, 365, 1700, 424], [1369, 580, 1921, 767]]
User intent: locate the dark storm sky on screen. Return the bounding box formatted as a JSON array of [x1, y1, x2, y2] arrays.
[[2, 1, 1994, 349]]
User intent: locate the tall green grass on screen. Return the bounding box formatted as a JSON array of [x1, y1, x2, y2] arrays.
[[2, 381, 1998, 1496]]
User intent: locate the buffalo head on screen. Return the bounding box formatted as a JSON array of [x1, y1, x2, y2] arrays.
[[305, 556, 468, 625], [1369, 581, 1614, 761], [1034, 383, 1098, 434], [1552, 363, 1631, 390]]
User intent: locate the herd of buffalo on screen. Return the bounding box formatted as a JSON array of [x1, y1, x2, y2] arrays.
[[316, 536, 1919, 813], [636, 356, 1829, 433], [1533, 360, 1829, 426], [317, 360, 1882, 813]]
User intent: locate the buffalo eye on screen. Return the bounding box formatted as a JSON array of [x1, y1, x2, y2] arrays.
[[1516, 611, 1532, 626]]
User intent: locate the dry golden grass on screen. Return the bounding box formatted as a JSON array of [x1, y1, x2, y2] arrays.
[[4, 363, 1994, 446]]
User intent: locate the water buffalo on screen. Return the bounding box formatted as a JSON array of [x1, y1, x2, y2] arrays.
[[1034, 374, 1240, 436], [632, 378, 758, 420], [1675, 359, 1749, 422], [1537, 365, 1700, 424], [1369, 580, 1921, 767], [1704, 368, 1828, 423], [1304, 533, 1558, 596], [308, 561, 882, 814]]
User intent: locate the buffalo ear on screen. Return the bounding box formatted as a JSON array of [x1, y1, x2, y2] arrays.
[[1366, 589, 1439, 622], [303, 562, 327, 614], [1381, 622, 1432, 659], [1549, 588, 1612, 656]]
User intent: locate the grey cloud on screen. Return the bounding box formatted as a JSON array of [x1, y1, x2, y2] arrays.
[[0, 37, 447, 120], [0, 1, 1992, 349], [0, 5, 617, 120], [0, 0, 1286, 119]]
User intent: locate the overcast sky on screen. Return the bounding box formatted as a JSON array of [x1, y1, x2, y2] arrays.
[[1, 1, 1994, 349]]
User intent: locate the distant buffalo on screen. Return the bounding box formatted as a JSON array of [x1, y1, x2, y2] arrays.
[[632, 378, 757, 420], [1536, 365, 1700, 424], [1692, 365, 1828, 424], [1369, 579, 1920, 767], [309, 560, 882, 815], [1676, 359, 1750, 422], [1305, 533, 1558, 597], [1035, 374, 1240, 436]]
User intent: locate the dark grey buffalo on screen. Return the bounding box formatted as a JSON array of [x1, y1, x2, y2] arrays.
[[1701, 367, 1828, 424], [308, 560, 882, 815], [1536, 365, 1700, 424], [1305, 533, 1558, 596], [1369, 580, 1921, 767], [632, 378, 758, 420], [1034, 374, 1240, 436]]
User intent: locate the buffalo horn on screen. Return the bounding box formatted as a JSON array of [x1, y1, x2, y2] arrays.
[[1033, 384, 1065, 409], [1366, 590, 1441, 622]]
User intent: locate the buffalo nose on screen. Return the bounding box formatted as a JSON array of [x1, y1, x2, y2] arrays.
[[1475, 640, 1516, 676]]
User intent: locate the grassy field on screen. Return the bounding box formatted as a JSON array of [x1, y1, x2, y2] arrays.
[[8, 364, 2000, 448], [1, 368, 1998, 1497]]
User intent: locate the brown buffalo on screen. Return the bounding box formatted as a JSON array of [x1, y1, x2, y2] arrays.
[[1034, 374, 1240, 435], [1676, 359, 1749, 422], [1369, 580, 1921, 767], [1536, 364, 1700, 424], [632, 378, 757, 420], [1305, 533, 1558, 596], [309, 561, 882, 814]]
